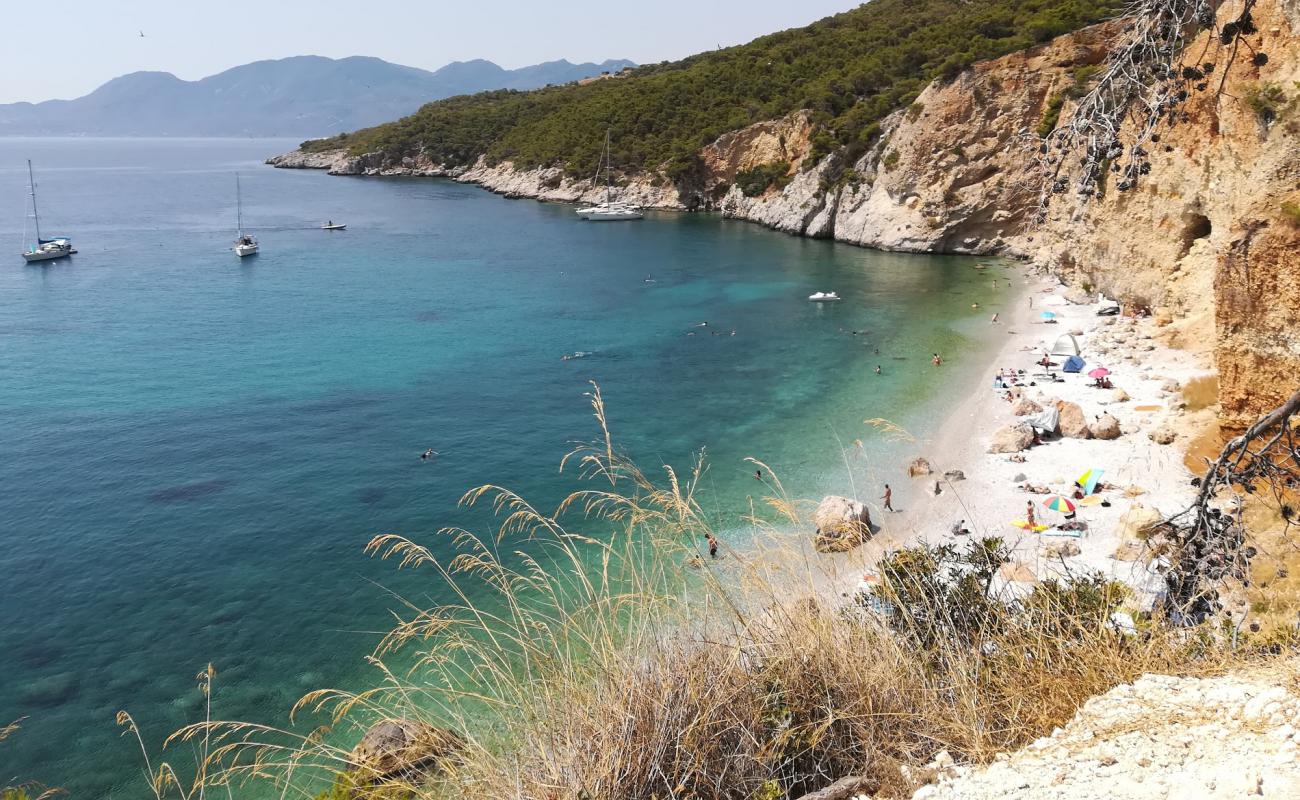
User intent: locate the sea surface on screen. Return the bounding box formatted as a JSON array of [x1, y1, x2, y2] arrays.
[[0, 138, 1019, 796]]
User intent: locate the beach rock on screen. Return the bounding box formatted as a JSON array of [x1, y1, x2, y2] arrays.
[[1012, 472, 1027, 482], [944, 469, 966, 482], [1112, 540, 1146, 561], [1011, 398, 1043, 416], [1069, 328, 1084, 337], [1091, 413, 1122, 440], [1154, 307, 1174, 327], [1064, 287, 1091, 305], [907, 456, 934, 477], [1111, 387, 1130, 403], [1118, 504, 1164, 541], [350, 719, 464, 783], [989, 423, 1035, 453], [1054, 400, 1092, 439], [1043, 540, 1081, 558], [1161, 378, 1182, 394], [1149, 424, 1177, 445], [813, 495, 872, 552]]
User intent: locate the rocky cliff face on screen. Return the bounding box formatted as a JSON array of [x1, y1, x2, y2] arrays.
[[269, 0, 1298, 425], [1035, 0, 1300, 427]]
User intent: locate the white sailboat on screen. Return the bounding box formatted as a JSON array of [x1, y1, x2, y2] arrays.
[[21, 160, 75, 263], [233, 174, 259, 257], [576, 129, 643, 221]]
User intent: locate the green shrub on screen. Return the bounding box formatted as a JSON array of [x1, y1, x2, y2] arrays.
[[1036, 93, 1066, 137], [881, 149, 901, 170], [302, 0, 1125, 180], [1245, 82, 1288, 123], [1280, 201, 1300, 226], [735, 162, 792, 196]]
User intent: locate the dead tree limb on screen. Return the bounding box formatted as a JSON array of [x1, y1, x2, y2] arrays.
[[1165, 386, 1300, 621]]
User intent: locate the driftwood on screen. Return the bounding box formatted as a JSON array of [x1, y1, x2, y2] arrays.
[[1165, 385, 1300, 620], [793, 774, 879, 800]]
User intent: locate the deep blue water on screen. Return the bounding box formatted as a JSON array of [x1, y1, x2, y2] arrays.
[[0, 139, 1018, 796]]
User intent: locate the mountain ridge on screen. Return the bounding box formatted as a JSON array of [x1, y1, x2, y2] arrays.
[[0, 56, 634, 138]]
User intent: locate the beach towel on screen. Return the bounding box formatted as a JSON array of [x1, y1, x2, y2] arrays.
[[1023, 406, 1060, 434]]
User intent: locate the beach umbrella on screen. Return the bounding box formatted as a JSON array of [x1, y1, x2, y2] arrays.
[[1077, 467, 1105, 494], [1088, 367, 1111, 379], [1041, 311, 1057, 320], [1042, 495, 1077, 514]]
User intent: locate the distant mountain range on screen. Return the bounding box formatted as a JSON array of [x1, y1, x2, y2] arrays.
[[0, 56, 635, 138]]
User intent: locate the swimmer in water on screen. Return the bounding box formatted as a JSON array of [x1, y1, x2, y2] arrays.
[[875, 365, 882, 374], [421, 448, 437, 461]]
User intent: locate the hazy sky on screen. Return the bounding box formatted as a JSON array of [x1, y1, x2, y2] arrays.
[[0, 1, 857, 104]]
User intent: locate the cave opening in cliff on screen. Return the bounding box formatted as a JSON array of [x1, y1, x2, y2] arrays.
[[1179, 213, 1213, 258]]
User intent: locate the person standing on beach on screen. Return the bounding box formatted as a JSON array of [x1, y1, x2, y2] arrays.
[[706, 533, 719, 559], [1026, 501, 1037, 528], [883, 484, 894, 512]]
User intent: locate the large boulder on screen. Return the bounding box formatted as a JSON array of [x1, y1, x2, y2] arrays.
[[907, 456, 933, 477], [813, 495, 872, 552], [1012, 397, 1043, 416], [1091, 413, 1122, 440], [1111, 387, 1131, 403], [1055, 400, 1092, 439], [350, 719, 465, 784], [988, 423, 1035, 453]]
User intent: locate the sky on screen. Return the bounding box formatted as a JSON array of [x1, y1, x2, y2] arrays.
[[0, 0, 859, 104]]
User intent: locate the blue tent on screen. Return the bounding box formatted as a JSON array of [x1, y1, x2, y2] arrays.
[[1062, 355, 1086, 373]]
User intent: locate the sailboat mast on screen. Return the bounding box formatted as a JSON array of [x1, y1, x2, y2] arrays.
[[235, 174, 243, 236], [27, 160, 42, 244], [604, 128, 612, 205]]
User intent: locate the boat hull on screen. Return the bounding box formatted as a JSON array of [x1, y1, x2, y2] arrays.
[[585, 210, 644, 221], [22, 246, 74, 263], [234, 244, 259, 257]]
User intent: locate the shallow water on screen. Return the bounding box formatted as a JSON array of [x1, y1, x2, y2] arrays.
[[0, 138, 1020, 796]]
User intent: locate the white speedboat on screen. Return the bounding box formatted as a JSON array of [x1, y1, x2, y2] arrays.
[[809, 291, 841, 302], [20, 161, 75, 263], [576, 129, 643, 222], [321, 221, 347, 230], [232, 174, 258, 257]]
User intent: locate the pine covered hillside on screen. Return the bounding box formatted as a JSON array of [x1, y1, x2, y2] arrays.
[[303, 0, 1124, 179]]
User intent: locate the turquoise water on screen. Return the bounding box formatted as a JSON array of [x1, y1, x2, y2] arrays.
[[0, 139, 1017, 796]]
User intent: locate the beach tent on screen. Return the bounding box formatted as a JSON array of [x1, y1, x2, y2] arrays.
[[1062, 354, 1086, 373], [1050, 334, 1082, 357]]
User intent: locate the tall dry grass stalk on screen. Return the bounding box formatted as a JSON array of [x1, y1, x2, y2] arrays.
[[134, 384, 1272, 800]]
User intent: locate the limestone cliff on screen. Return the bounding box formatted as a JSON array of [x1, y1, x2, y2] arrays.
[[1035, 0, 1300, 427]]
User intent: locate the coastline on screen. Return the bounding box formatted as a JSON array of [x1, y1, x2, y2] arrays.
[[807, 265, 1217, 605]]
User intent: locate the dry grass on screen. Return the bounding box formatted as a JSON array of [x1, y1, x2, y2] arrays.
[[126, 384, 1280, 800]]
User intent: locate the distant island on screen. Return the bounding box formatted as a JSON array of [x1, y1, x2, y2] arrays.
[[0, 55, 635, 138]]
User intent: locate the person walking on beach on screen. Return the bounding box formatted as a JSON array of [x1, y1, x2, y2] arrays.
[[706, 533, 719, 559], [883, 484, 894, 512]]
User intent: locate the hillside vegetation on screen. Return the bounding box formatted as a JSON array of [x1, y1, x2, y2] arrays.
[[304, 0, 1123, 179]]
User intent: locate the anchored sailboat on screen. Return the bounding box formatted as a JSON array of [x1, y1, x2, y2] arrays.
[[233, 174, 259, 257], [576, 129, 643, 221], [21, 160, 75, 263]]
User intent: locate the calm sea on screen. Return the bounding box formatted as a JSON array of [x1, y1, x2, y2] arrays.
[[0, 138, 1018, 796]]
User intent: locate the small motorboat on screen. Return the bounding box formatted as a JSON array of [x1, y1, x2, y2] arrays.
[[808, 291, 841, 302], [321, 221, 347, 231]]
